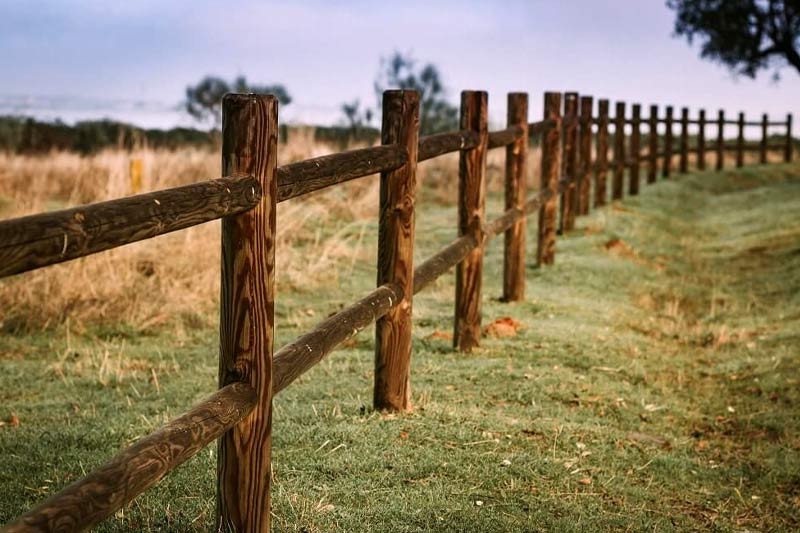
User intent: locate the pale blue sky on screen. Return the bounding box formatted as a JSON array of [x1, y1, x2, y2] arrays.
[[1, 0, 797, 131]]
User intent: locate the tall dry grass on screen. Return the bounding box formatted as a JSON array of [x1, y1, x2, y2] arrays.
[[0, 134, 538, 333]]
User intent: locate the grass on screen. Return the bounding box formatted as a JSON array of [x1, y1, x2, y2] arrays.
[[2, 160, 800, 531]]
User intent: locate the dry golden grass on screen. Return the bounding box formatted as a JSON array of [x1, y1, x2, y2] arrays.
[[0, 132, 539, 333]]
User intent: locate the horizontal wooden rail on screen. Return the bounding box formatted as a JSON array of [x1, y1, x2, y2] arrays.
[[418, 130, 480, 161], [484, 189, 552, 238], [413, 234, 477, 294], [3, 383, 257, 533], [529, 118, 556, 136], [487, 125, 524, 149], [272, 283, 403, 394], [0, 176, 261, 279], [277, 144, 406, 201]]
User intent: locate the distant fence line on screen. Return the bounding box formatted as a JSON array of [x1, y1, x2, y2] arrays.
[[0, 89, 793, 532]]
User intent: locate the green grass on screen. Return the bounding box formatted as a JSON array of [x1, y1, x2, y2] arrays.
[[2, 163, 800, 531]]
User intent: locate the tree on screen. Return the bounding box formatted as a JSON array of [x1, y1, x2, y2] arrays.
[[340, 99, 373, 131], [667, 0, 800, 78], [373, 52, 459, 134], [185, 75, 292, 126]]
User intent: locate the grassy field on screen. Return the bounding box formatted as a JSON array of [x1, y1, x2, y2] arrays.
[[1, 159, 799, 531]]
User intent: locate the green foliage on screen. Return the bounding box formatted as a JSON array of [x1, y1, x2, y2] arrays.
[[373, 52, 459, 135], [185, 75, 292, 126], [667, 0, 800, 77]]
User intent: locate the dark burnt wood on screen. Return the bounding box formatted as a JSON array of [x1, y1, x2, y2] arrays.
[[679, 107, 689, 173], [277, 145, 406, 202], [736, 112, 745, 168], [698, 109, 706, 170], [502, 93, 528, 302], [629, 104, 641, 195], [454, 91, 488, 352], [647, 105, 658, 183], [761, 113, 768, 163], [217, 93, 277, 532], [4, 383, 256, 533], [663, 106, 674, 178], [787, 114, 794, 162], [716, 110, 725, 170], [578, 96, 593, 214], [0, 176, 261, 279], [374, 90, 419, 412], [537, 92, 561, 266], [595, 99, 610, 206], [612, 101, 626, 200], [418, 130, 479, 162]]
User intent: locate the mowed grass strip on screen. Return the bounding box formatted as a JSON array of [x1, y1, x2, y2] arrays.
[[1, 163, 799, 531]]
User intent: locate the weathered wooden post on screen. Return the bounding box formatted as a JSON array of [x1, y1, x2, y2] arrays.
[[560, 92, 579, 232], [679, 107, 689, 173], [716, 109, 725, 170], [787, 113, 794, 163], [454, 91, 488, 352], [374, 90, 420, 411], [697, 109, 707, 170], [217, 93, 278, 532], [663, 106, 674, 178], [760, 113, 768, 164], [612, 101, 625, 200], [578, 96, 593, 215], [595, 99, 610, 206], [629, 103, 641, 195], [647, 105, 658, 183], [736, 112, 745, 168], [537, 92, 561, 266], [502, 92, 528, 302]]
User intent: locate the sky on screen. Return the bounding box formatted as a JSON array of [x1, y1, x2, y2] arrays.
[[0, 0, 798, 133]]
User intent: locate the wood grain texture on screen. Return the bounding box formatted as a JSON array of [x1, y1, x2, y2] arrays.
[[786, 114, 794, 163], [736, 112, 745, 168], [698, 109, 706, 170], [716, 110, 725, 170], [418, 131, 479, 161], [647, 105, 658, 184], [595, 99, 610, 207], [3, 383, 257, 533], [577, 96, 593, 214], [502, 93, 528, 302], [488, 125, 524, 150], [559, 92, 579, 232], [760, 113, 768, 164], [454, 91, 488, 352], [629, 104, 641, 196], [537, 92, 561, 266], [217, 94, 277, 533], [663, 106, 674, 178], [679, 107, 689, 173], [486, 190, 550, 239], [529, 119, 556, 137], [276, 145, 406, 202], [0, 176, 261, 279], [612, 101, 626, 200], [272, 283, 403, 395], [374, 90, 419, 411]]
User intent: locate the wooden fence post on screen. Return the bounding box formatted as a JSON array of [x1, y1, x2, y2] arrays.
[[595, 99, 609, 206], [647, 105, 658, 183], [716, 109, 725, 170], [698, 109, 706, 170], [454, 91, 488, 352], [612, 101, 625, 200], [736, 112, 745, 168], [679, 107, 689, 173], [760, 113, 768, 164], [663, 106, 673, 178], [374, 90, 420, 411], [217, 94, 278, 532], [560, 92, 579, 233], [629, 103, 641, 195], [787, 113, 794, 163], [502, 92, 528, 302], [578, 96, 593, 214], [537, 92, 561, 266]]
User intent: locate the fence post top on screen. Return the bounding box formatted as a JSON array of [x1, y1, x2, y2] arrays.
[[222, 93, 278, 105]]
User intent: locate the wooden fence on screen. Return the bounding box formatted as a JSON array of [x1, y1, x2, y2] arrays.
[[0, 90, 793, 532]]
